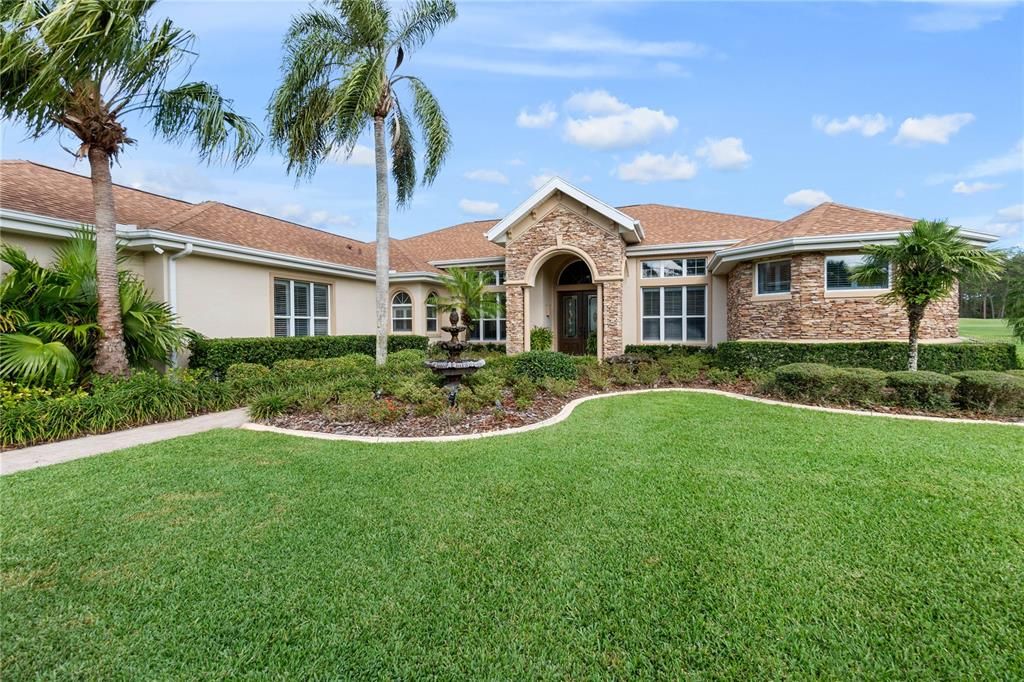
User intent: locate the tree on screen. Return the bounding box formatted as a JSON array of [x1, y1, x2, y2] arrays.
[[1, 0, 262, 376], [268, 0, 456, 365], [432, 267, 497, 337], [0, 230, 193, 386], [1007, 271, 1024, 344], [852, 219, 1005, 371]]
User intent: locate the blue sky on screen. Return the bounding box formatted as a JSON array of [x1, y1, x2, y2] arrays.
[[3, 0, 1022, 247]]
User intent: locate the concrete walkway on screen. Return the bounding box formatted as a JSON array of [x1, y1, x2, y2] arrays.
[[0, 408, 249, 476]]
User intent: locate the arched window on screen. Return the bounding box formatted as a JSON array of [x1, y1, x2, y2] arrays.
[[425, 292, 439, 333], [391, 292, 413, 332], [558, 259, 593, 285]]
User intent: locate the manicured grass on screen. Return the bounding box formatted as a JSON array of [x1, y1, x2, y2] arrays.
[[961, 317, 1023, 364], [3, 393, 1022, 678]]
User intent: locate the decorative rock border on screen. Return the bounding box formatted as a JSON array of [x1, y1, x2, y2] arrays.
[[239, 388, 1022, 444]]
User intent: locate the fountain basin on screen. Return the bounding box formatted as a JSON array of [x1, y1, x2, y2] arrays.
[[424, 359, 485, 383]]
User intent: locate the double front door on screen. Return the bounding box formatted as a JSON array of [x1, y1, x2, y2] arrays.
[[557, 290, 597, 355]]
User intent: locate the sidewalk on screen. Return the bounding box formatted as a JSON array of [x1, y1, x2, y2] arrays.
[[0, 408, 249, 476]]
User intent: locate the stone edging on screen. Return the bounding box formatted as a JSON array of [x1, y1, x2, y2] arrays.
[[239, 388, 1023, 444]]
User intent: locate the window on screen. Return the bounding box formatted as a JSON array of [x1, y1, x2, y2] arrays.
[[641, 258, 706, 278], [756, 260, 791, 295], [425, 292, 439, 333], [641, 285, 706, 342], [480, 269, 506, 286], [558, 260, 592, 285], [826, 255, 889, 290], [274, 278, 329, 337], [471, 293, 506, 341], [391, 292, 413, 332]]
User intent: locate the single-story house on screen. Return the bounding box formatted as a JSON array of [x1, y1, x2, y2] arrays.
[[0, 160, 999, 359]]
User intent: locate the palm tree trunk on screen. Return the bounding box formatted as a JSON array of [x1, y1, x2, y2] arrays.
[[907, 304, 925, 371], [373, 115, 390, 366], [87, 146, 129, 376]]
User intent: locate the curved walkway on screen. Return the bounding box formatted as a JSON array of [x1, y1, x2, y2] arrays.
[[240, 387, 1022, 444]]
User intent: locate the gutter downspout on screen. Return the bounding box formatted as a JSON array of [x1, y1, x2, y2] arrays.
[[167, 243, 194, 367]]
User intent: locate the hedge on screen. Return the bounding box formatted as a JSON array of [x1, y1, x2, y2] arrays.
[[886, 371, 958, 411], [952, 371, 1024, 415], [189, 334, 429, 376], [511, 351, 578, 382], [624, 344, 709, 360], [714, 341, 1018, 374]]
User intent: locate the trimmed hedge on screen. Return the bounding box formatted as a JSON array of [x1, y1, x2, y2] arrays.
[[190, 334, 429, 376], [511, 351, 578, 382], [772, 363, 886, 405], [715, 341, 1018, 374], [886, 371, 958, 411], [952, 371, 1024, 415], [624, 344, 708, 360]]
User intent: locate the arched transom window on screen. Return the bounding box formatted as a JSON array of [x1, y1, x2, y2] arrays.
[[391, 292, 413, 332]]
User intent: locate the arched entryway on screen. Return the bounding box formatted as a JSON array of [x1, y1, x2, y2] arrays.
[[526, 252, 599, 356]]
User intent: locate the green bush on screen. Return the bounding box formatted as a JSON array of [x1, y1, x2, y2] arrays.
[[529, 326, 553, 352], [511, 351, 578, 382], [1006, 369, 1024, 378], [886, 371, 958, 411], [583, 364, 611, 390], [952, 371, 1024, 415], [511, 376, 538, 402], [659, 354, 706, 382], [771, 363, 839, 402], [385, 349, 429, 375], [706, 368, 739, 386], [189, 334, 429, 377], [226, 363, 272, 400], [540, 376, 576, 397], [623, 344, 708, 360], [0, 370, 235, 448], [715, 341, 1018, 374], [833, 368, 888, 406]]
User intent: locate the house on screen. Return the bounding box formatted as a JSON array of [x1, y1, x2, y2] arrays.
[[0, 160, 999, 359]]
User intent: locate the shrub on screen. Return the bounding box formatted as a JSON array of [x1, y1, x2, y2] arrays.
[[1006, 369, 1024, 378], [540, 377, 576, 397], [742, 368, 775, 391], [189, 334, 429, 377], [583, 364, 611, 390], [529, 326, 553, 352], [771, 363, 839, 402], [952, 371, 1024, 415], [714, 341, 1018, 374], [367, 398, 404, 424], [832, 368, 888, 406], [511, 376, 538, 402], [705, 368, 739, 386], [511, 351, 578, 382], [886, 371, 958, 411], [659, 354, 706, 383], [635, 362, 662, 386], [226, 363, 273, 400], [623, 344, 708, 360], [385, 349, 429, 375]]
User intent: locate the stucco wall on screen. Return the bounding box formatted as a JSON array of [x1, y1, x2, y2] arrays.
[[1, 231, 149, 281], [726, 252, 960, 341]]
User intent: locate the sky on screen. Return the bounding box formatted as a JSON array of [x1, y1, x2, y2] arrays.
[[2, 0, 1023, 248]]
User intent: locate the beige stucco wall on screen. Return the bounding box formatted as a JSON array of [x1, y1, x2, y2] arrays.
[[0, 231, 149, 281], [624, 253, 714, 348], [389, 281, 446, 340]]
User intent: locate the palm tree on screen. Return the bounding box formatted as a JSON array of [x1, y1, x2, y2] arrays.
[[852, 219, 1004, 370], [1007, 275, 1024, 344], [268, 0, 456, 365], [1, 0, 262, 376], [433, 267, 497, 338]]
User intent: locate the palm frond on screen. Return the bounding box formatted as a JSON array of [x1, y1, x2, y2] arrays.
[[389, 0, 456, 54], [154, 82, 263, 168], [0, 333, 78, 386], [403, 75, 451, 184], [390, 103, 416, 207]]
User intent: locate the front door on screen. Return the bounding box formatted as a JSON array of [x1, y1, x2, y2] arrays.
[[558, 291, 597, 355]]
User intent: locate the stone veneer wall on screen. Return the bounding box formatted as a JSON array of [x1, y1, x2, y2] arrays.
[[504, 203, 626, 357], [726, 252, 959, 341]]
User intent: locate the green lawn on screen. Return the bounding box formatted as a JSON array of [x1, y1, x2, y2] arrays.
[[3, 393, 1022, 678], [960, 317, 1023, 364]]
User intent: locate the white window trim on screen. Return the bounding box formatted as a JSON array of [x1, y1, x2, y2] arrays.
[[641, 258, 707, 279], [754, 258, 792, 298], [425, 292, 439, 333], [824, 254, 891, 293], [391, 291, 413, 333], [641, 285, 707, 344], [274, 278, 329, 337], [471, 292, 506, 342]]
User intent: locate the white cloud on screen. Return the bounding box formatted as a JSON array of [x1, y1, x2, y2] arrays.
[[909, 4, 1008, 32], [516, 103, 558, 129], [459, 198, 500, 215], [422, 54, 621, 79], [563, 92, 678, 150], [654, 61, 690, 77], [616, 152, 698, 183], [465, 169, 509, 184], [927, 139, 1024, 185], [329, 144, 375, 167], [812, 113, 890, 137], [997, 204, 1024, 222], [952, 180, 1003, 195], [518, 30, 708, 58], [894, 113, 974, 145], [784, 189, 832, 208], [565, 89, 629, 115], [695, 137, 751, 171]]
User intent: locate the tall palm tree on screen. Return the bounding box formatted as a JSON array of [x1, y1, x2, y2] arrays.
[[1, 0, 262, 376], [852, 219, 1004, 370], [268, 0, 456, 365]]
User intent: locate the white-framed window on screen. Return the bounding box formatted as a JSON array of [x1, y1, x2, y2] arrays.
[[756, 259, 791, 295], [274, 278, 329, 337], [641, 285, 706, 342], [641, 258, 706, 278], [471, 292, 506, 341], [425, 291, 439, 333], [825, 254, 889, 290], [481, 269, 506, 285], [391, 292, 413, 332]]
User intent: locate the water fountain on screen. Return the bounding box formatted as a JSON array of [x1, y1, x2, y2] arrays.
[[424, 310, 486, 405]]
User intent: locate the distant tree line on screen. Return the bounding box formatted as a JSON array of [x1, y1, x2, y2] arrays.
[[960, 248, 1023, 319]]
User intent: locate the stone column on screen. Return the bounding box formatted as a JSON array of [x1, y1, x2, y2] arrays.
[[601, 280, 624, 357], [505, 285, 525, 354]]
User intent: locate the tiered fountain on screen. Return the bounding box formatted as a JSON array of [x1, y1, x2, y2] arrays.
[[424, 310, 485, 405]]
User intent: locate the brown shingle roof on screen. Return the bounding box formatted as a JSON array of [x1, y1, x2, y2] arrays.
[[619, 204, 779, 245], [395, 219, 502, 263], [731, 203, 914, 249]]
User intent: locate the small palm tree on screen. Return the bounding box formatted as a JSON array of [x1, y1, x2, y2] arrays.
[[268, 0, 456, 365], [1007, 276, 1024, 344], [852, 219, 1004, 370], [1, 0, 262, 376], [433, 267, 497, 338]]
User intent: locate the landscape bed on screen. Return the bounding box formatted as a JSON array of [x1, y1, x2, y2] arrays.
[[2, 393, 1021, 678]]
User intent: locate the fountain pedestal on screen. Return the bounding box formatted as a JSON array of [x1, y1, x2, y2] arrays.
[[424, 310, 486, 405]]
